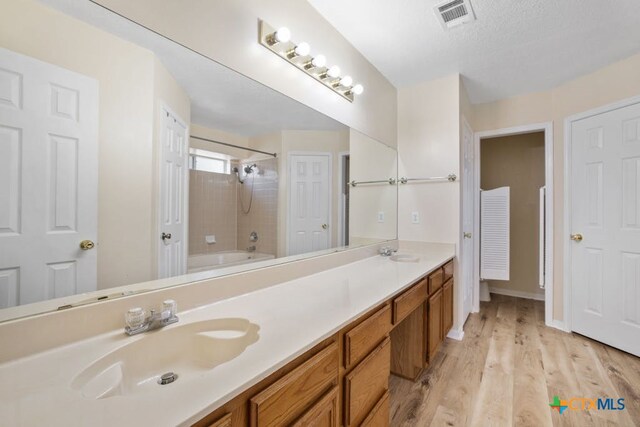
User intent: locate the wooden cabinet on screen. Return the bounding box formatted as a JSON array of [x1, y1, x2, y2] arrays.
[[208, 414, 232, 427], [427, 288, 443, 361], [392, 279, 427, 324], [442, 279, 453, 337], [360, 392, 390, 427], [195, 259, 454, 427], [344, 338, 391, 427], [390, 303, 425, 380], [250, 343, 338, 427], [291, 387, 338, 427], [344, 304, 392, 369]]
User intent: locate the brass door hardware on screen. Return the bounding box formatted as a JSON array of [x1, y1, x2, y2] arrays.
[[570, 233, 583, 242], [79, 240, 95, 250], [321, 224, 328, 230], [463, 232, 472, 239]]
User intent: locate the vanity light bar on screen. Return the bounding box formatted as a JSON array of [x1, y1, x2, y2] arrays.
[[259, 20, 363, 102]]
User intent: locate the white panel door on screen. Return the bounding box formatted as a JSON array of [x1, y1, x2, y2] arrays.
[[480, 187, 510, 281], [461, 118, 474, 320], [157, 106, 188, 279], [0, 48, 98, 307], [288, 154, 330, 256], [571, 101, 640, 356]]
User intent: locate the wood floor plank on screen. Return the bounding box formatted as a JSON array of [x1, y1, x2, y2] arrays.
[[389, 295, 640, 427], [592, 341, 640, 423], [469, 295, 517, 426], [512, 299, 553, 427]]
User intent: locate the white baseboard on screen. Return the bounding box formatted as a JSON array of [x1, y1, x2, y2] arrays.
[[489, 287, 545, 301], [549, 319, 569, 332], [446, 327, 464, 341]]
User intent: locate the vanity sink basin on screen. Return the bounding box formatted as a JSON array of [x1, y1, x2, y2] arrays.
[[390, 254, 420, 263], [71, 318, 259, 399]]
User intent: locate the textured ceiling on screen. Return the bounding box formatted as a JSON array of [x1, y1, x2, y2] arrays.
[[40, 0, 345, 137], [308, 0, 640, 104]]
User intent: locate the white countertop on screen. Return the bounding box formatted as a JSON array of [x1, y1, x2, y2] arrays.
[[0, 243, 454, 427]]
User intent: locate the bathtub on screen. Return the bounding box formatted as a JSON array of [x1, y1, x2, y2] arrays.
[[187, 251, 275, 273]]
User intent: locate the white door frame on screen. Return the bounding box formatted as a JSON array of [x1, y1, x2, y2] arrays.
[[473, 122, 554, 327], [563, 94, 640, 333], [337, 151, 350, 247], [286, 151, 332, 256], [156, 102, 189, 279]]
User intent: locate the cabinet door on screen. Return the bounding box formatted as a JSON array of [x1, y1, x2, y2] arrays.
[[344, 338, 391, 427], [207, 413, 232, 427], [442, 279, 453, 337], [360, 391, 390, 427], [427, 288, 443, 361], [292, 386, 338, 427]]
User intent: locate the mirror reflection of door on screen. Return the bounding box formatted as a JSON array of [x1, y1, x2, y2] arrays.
[[288, 153, 331, 256], [0, 48, 98, 307], [157, 106, 188, 279]]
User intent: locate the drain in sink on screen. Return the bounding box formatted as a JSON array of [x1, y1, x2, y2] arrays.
[[158, 372, 178, 385]]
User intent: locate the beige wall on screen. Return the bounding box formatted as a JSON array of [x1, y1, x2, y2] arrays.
[[349, 130, 398, 242], [398, 74, 461, 244], [0, 0, 188, 289], [481, 133, 546, 298], [92, 0, 397, 147], [473, 52, 640, 321]]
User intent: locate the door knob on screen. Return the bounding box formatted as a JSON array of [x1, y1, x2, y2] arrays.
[[570, 233, 583, 242], [321, 224, 328, 230], [161, 232, 172, 241], [79, 240, 95, 250], [463, 232, 472, 239]]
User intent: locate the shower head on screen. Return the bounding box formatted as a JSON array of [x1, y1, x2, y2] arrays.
[[243, 164, 257, 174]]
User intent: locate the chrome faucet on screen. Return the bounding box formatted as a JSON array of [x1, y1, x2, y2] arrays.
[[379, 246, 397, 257], [125, 300, 179, 336], [247, 245, 256, 252]]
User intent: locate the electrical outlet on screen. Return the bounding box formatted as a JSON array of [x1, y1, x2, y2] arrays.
[[411, 211, 420, 224], [377, 211, 385, 223]]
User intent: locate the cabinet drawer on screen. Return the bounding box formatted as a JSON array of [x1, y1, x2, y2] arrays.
[[392, 279, 427, 324], [428, 268, 444, 295], [250, 343, 338, 427], [443, 260, 454, 282], [292, 386, 338, 427], [360, 391, 390, 427], [344, 304, 392, 369], [207, 413, 231, 427], [344, 337, 391, 427]]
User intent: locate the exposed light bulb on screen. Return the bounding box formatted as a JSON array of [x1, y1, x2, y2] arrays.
[[352, 84, 364, 95], [327, 65, 341, 78], [274, 27, 291, 43], [311, 54, 326, 68], [294, 42, 311, 57], [340, 76, 353, 87]]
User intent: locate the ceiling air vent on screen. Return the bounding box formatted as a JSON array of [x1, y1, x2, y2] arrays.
[[434, 0, 475, 29]]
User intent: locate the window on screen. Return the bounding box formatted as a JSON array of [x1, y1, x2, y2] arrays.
[[189, 148, 231, 174]]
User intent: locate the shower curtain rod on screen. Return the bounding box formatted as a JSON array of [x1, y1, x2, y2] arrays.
[[190, 135, 277, 158]]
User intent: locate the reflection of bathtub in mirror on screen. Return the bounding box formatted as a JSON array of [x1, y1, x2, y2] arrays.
[[187, 251, 275, 273]]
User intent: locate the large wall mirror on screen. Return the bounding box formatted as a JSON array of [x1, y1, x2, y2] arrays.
[[0, 0, 398, 321]]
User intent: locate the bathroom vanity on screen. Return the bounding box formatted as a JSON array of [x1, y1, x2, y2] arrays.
[[0, 244, 454, 426]]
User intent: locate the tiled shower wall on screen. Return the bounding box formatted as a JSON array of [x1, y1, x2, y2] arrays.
[[188, 170, 237, 255], [236, 158, 278, 256], [188, 157, 278, 256]]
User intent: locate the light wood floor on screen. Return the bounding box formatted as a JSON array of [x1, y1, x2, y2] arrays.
[[389, 294, 640, 426]]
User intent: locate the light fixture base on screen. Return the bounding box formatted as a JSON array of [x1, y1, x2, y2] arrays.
[[259, 20, 354, 102]]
